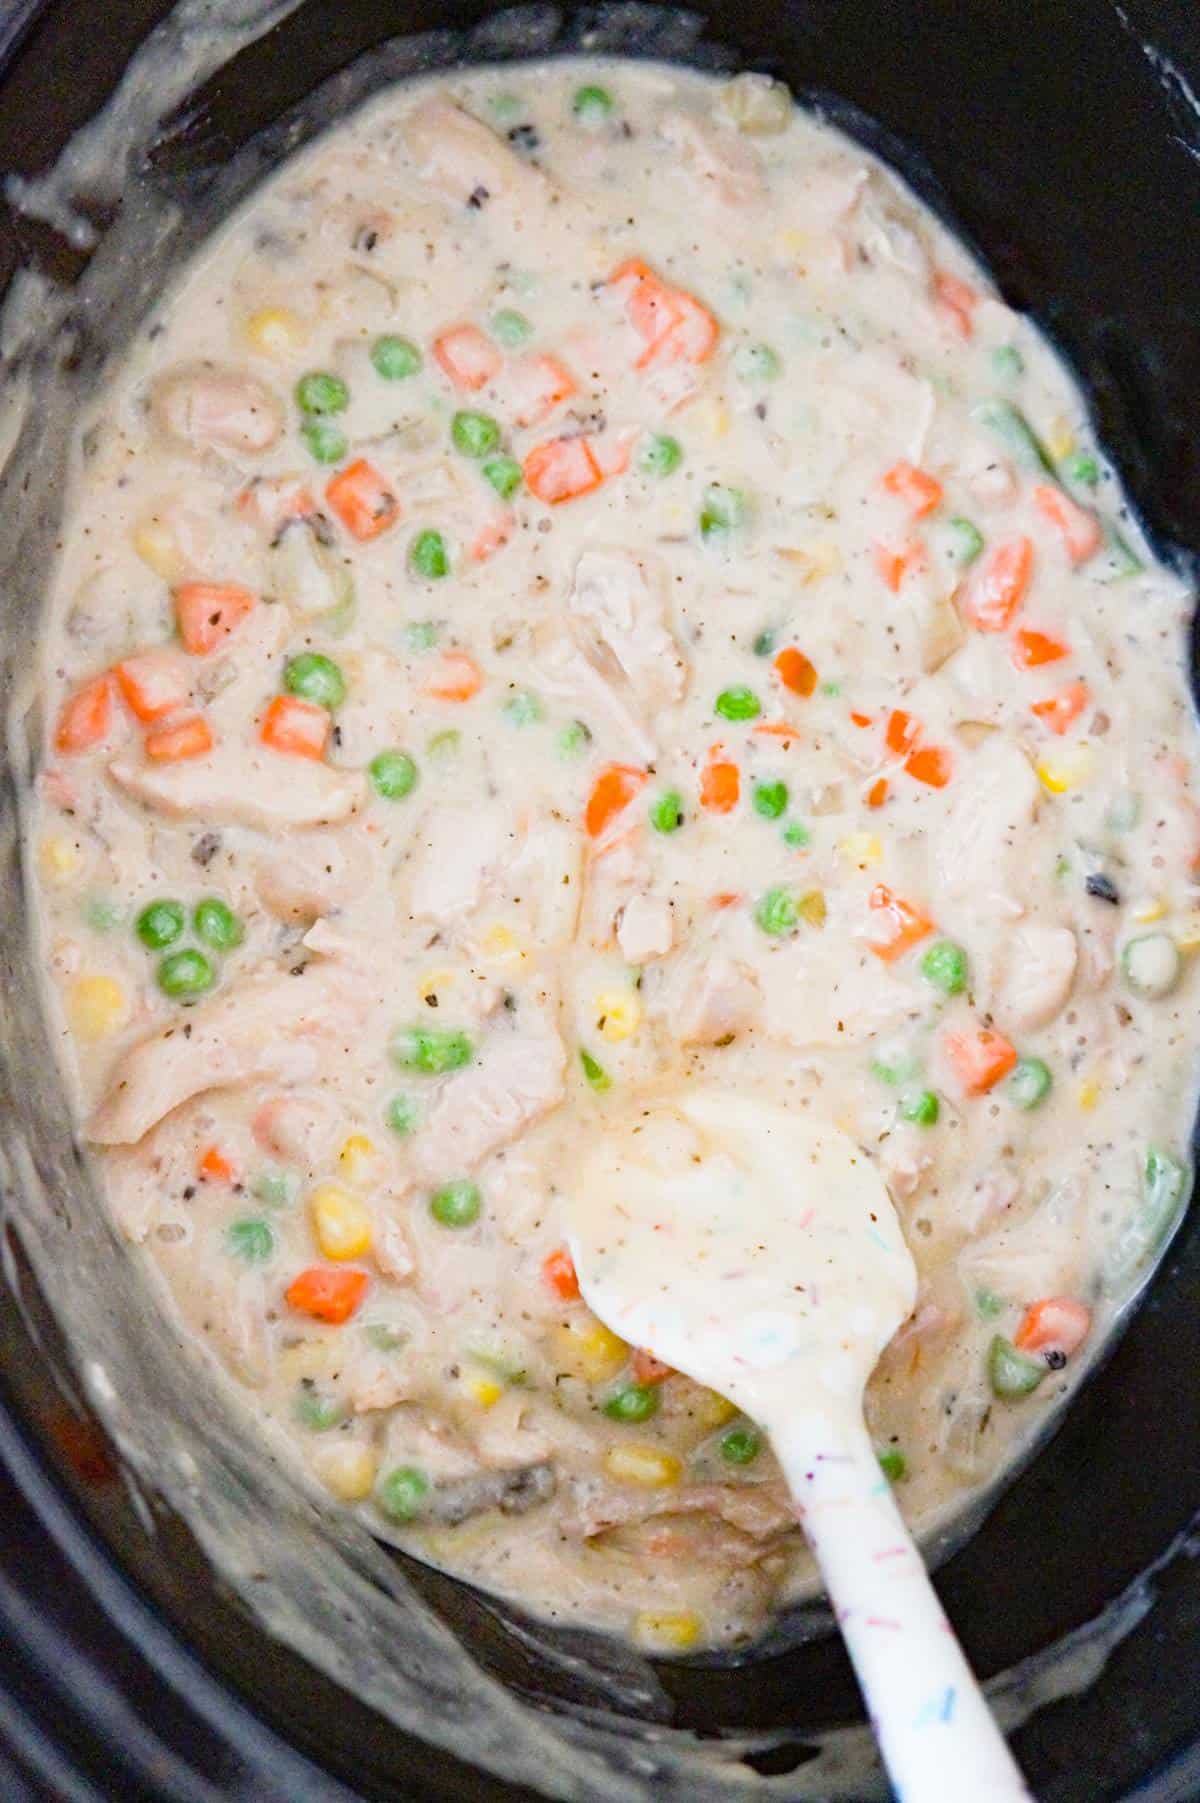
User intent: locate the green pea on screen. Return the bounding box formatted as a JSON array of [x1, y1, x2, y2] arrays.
[[136, 899, 185, 951], [877, 1447, 907, 1483], [988, 1334, 1046, 1400], [384, 1094, 419, 1137], [782, 821, 811, 848], [482, 454, 523, 500], [86, 896, 122, 931], [975, 1288, 1004, 1319], [1007, 1057, 1052, 1111], [490, 308, 532, 348], [650, 790, 684, 834], [820, 680, 842, 697], [920, 939, 968, 996], [251, 1168, 293, 1208], [377, 1464, 430, 1521], [871, 1047, 920, 1087], [572, 83, 614, 126], [1062, 449, 1100, 489], [158, 948, 214, 999], [754, 887, 799, 937], [295, 370, 349, 416], [602, 1381, 659, 1423], [192, 897, 243, 952], [638, 433, 682, 478], [369, 749, 419, 801], [943, 517, 984, 566], [409, 529, 449, 580], [430, 1179, 481, 1228], [700, 483, 747, 540], [427, 728, 461, 764], [301, 420, 348, 464], [284, 652, 346, 710], [714, 686, 761, 723], [557, 720, 591, 758], [733, 342, 781, 383], [405, 620, 438, 652], [990, 345, 1024, 381], [227, 1217, 274, 1263], [900, 1088, 940, 1127], [371, 334, 422, 381], [753, 780, 788, 820], [720, 1424, 761, 1465], [365, 1321, 408, 1352], [390, 1025, 474, 1074], [451, 410, 502, 458], [752, 628, 776, 657], [580, 1048, 611, 1093], [503, 689, 543, 727], [294, 1384, 344, 1431]]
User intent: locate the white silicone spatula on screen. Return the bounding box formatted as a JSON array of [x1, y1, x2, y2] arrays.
[[565, 1090, 1030, 1803]]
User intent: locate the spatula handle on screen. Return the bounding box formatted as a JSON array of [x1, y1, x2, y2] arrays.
[[771, 1410, 1030, 1803]]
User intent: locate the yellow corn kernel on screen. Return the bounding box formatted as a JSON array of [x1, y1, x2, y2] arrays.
[[839, 832, 882, 869], [551, 1313, 628, 1384], [695, 396, 730, 442], [1130, 896, 1167, 925], [798, 889, 827, 928], [461, 1367, 505, 1410], [1174, 910, 1200, 952], [309, 1183, 373, 1261], [632, 1609, 703, 1653], [604, 1443, 683, 1489], [39, 835, 82, 885], [692, 1389, 738, 1431], [479, 923, 529, 970], [776, 542, 841, 586], [1077, 1076, 1101, 1112], [1036, 746, 1091, 795], [244, 305, 308, 357], [1047, 417, 1075, 461], [68, 974, 128, 1042], [337, 1134, 377, 1184], [131, 516, 183, 582], [314, 1440, 378, 1502], [595, 991, 641, 1043], [417, 967, 454, 1005]]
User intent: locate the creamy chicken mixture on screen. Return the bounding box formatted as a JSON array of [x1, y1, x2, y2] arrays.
[[30, 59, 1200, 1654]]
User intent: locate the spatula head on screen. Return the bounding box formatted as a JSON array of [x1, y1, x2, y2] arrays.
[[566, 1090, 917, 1423]]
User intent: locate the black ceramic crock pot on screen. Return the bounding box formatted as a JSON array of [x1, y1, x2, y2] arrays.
[[0, 3, 1198, 1798]]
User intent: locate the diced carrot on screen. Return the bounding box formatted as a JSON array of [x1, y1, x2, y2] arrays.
[[524, 434, 602, 504], [285, 1266, 368, 1325], [542, 1247, 581, 1301], [640, 291, 719, 369], [470, 513, 515, 562], [700, 755, 740, 814], [873, 539, 926, 592], [882, 461, 944, 519], [432, 323, 501, 392], [774, 646, 817, 698], [1031, 679, 1090, 736], [144, 713, 214, 762], [260, 694, 328, 760], [905, 745, 953, 788], [174, 582, 256, 656], [944, 1027, 1018, 1096], [324, 459, 400, 542], [1014, 1297, 1092, 1360], [631, 1348, 672, 1385], [884, 709, 921, 757], [867, 884, 934, 962], [113, 650, 190, 722], [962, 537, 1033, 632], [624, 269, 684, 348], [510, 353, 577, 427], [710, 892, 742, 909], [867, 777, 889, 809], [1011, 627, 1069, 669], [753, 720, 800, 741], [609, 258, 719, 369], [423, 650, 483, 702], [197, 1144, 239, 1186], [55, 675, 114, 754], [850, 711, 874, 729], [586, 764, 648, 838], [1032, 485, 1103, 565], [607, 257, 654, 298], [933, 270, 977, 337]]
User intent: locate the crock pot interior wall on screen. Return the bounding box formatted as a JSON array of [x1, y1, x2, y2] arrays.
[[0, 3, 1199, 1799]]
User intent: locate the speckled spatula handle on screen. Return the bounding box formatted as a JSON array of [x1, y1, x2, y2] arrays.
[[770, 1409, 1031, 1803]]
